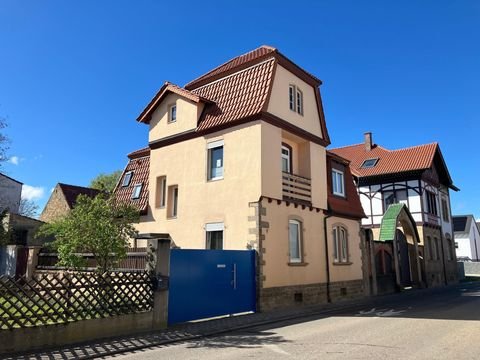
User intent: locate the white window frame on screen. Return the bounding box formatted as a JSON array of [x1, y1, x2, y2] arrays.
[[207, 140, 224, 181], [167, 185, 178, 218], [288, 219, 302, 263], [155, 176, 167, 208], [122, 171, 133, 187], [296, 88, 303, 115], [168, 104, 177, 123], [281, 145, 291, 174], [205, 222, 224, 250], [289, 85, 296, 111], [131, 183, 142, 199], [332, 169, 345, 197], [333, 226, 349, 263]]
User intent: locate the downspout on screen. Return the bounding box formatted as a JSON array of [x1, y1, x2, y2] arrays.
[[439, 231, 448, 285], [323, 212, 332, 303], [473, 225, 479, 261]]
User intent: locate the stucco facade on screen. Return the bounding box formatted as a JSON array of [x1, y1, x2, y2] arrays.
[[115, 46, 367, 309]]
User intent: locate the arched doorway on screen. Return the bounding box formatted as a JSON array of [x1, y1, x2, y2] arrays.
[[376, 203, 423, 291]]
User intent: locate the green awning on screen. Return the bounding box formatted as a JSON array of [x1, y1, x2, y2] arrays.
[[378, 203, 405, 242]]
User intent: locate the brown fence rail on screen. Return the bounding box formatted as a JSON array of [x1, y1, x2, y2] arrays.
[[37, 248, 148, 271], [0, 271, 154, 330]]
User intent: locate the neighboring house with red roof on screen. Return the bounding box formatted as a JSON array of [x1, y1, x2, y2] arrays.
[[40, 183, 101, 223], [114, 45, 368, 310], [330, 132, 459, 288]]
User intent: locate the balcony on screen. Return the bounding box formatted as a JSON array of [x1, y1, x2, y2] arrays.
[[282, 172, 312, 204]]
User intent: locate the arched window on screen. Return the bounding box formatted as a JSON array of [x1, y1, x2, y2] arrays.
[[333, 225, 349, 263], [288, 219, 302, 263]]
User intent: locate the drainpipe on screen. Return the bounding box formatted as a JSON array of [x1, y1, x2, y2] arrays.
[[473, 224, 479, 261], [440, 231, 448, 286], [323, 212, 332, 303]]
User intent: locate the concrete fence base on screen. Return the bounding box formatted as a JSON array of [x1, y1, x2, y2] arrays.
[[0, 311, 161, 356]]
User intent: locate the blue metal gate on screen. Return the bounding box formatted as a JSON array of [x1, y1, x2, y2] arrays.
[[168, 249, 256, 325]]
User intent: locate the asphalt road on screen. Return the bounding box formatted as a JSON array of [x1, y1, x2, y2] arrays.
[[117, 282, 480, 360]]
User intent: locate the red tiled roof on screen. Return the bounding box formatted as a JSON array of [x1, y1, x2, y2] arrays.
[[185, 46, 277, 90], [57, 184, 102, 209], [128, 147, 150, 159], [137, 45, 330, 145], [326, 152, 366, 219], [113, 153, 150, 214], [192, 58, 275, 131], [330, 142, 439, 178]]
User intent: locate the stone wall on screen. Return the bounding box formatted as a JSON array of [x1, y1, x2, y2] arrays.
[[39, 185, 70, 223], [259, 279, 364, 312]]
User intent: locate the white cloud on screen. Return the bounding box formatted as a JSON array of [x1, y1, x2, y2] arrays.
[[21, 185, 45, 201], [9, 156, 19, 165]]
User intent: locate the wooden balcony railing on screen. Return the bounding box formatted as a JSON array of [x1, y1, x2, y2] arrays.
[[282, 172, 312, 204]]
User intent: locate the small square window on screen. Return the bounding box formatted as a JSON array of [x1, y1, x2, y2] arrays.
[[169, 104, 177, 123], [122, 171, 133, 187], [361, 158, 379, 168], [131, 183, 142, 199]]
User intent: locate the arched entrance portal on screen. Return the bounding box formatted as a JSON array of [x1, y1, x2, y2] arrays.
[[376, 203, 423, 291]]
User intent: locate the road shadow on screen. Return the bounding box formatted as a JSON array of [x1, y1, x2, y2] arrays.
[[7, 282, 480, 360]]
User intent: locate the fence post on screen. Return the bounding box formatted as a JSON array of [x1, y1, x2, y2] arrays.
[[148, 238, 171, 329]]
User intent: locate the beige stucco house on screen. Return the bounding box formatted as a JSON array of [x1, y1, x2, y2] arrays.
[[114, 46, 367, 309]]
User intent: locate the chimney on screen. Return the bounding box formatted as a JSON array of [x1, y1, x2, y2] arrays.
[[364, 132, 373, 151]]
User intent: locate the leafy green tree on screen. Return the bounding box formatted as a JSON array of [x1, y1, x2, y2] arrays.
[[37, 194, 139, 272], [89, 170, 122, 193]]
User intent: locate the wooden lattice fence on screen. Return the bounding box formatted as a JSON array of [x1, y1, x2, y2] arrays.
[[36, 247, 148, 271], [0, 271, 154, 330]]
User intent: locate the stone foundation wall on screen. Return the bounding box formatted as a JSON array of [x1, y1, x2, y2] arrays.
[[259, 279, 364, 312]]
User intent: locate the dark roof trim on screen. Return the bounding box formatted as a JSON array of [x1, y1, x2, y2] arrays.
[[0, 172, 23, 185], [185, 48, 321, 91], [149, 113, 330, 151]]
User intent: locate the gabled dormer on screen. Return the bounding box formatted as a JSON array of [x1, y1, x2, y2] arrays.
[[137, 82, 211, 142]]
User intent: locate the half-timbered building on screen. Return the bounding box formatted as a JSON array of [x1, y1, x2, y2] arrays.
[[331, 132, 459, 287]]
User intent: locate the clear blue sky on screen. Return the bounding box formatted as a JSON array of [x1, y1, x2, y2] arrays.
[[1, 0, 479, 219]]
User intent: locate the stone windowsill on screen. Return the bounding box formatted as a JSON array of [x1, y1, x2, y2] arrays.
[[333, 261, 353, 266], [288, 262, 309, 267]]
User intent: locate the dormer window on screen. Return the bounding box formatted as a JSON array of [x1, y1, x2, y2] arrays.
[[122, 171, 133, 187], [332, 169, 345, 197], [288, 85, 303, 115], [361, 158, 379, 168], [169, 104, 177, 123], [132, 183, 142, 199]]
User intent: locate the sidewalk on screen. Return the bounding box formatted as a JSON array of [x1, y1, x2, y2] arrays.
[[5, 283, 469, 360]]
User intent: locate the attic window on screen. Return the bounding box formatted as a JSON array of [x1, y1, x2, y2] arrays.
[[361, 158, 379, 169], [169, 104, 177, 123], [132, 183, 142, 199], [122, 171, 133, 187]]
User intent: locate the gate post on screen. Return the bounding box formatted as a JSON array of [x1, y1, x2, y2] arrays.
[[145, 237, 171, 329]]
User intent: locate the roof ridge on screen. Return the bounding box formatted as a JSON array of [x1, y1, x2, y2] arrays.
[[329, 142, 364, 150], [57, 183, 100, 191], [390, 141, 438, 153], [185, 45, 277, 89]]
